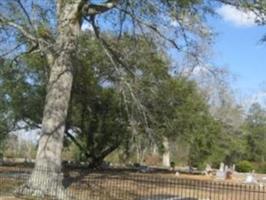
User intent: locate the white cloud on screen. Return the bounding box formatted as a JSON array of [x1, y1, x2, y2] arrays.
[[217, 5, 257, 27]]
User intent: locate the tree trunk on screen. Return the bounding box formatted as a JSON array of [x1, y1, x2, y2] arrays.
[[16, 1, 81, 199], [162, 137, 170, 167]]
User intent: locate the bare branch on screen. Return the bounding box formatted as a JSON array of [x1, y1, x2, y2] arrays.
[[0, 43, 23, 58], [82, 0, 119, 16], [87, 16, 134, 77], [215, 0, 241, 7], [88, 17, 150, 130], [0, 15, 37, 43], [0, 14, 53, 58], [116, 7, 181, 51], [8, 43, 40, 67], [15, 0, 34, 29]]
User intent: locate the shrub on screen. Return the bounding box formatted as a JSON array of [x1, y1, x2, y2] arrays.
[[236, 160, 254, 172], [170, 161, 176, 168], [133, 163, 141, 167]]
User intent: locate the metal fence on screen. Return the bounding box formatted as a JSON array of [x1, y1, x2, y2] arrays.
[[1, 166, 266, 200]]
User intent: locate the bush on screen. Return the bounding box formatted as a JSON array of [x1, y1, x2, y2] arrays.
[[170, 161, 176, 168], [133, 163, 141, 167], [236, 160, 254, 172]]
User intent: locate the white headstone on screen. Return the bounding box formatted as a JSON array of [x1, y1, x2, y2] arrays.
[[225, 165, 228, 172], [216, 170, 225, 180], [245, 173, 257, 184], [216, 162, 225, 180], [219, 162, 225, 171], [232, 164, 236, 171]]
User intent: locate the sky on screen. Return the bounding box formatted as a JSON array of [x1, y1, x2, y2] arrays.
[[209, 5, 266, 103]]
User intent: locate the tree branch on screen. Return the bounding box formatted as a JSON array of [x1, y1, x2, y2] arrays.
[[99, 143, 120, 159], [0, 43, 23, 58], [0, 15, 37, 43], [8, 43, 40, 68], [82, 0, 119, 16], [0, 14, 52, 49], [87, 16, 134, 77], [65, 130, 91, 158], [15, 0, 34, 29], [215, 0, 241, 7], [116, 7, 181, 51]]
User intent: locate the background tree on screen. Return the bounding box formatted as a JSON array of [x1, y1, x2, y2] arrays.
[[244, 103, 266, 163]]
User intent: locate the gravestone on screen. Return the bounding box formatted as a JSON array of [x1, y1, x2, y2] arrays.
[[224, 165, 228, 172], [244, 172, 257, 184], [216, 162, 225, 180], [232, 164, 235, 171], [175, 171, 180, 176], [219, 162, 225, 171], [204, 164, 213, 176]]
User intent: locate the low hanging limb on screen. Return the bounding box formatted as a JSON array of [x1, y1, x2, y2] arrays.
[[65, 130, 91, 158]]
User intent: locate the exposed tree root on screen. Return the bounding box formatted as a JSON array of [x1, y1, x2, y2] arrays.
[[13, 170, 74, 200], [14, 184, 74, 200]]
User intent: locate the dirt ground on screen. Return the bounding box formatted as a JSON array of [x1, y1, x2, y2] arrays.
[[0, 197, 20, 200], [1, 167, 266, 200]]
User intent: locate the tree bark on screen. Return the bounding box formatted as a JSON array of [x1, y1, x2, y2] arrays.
[[16, 1, 81, 199]]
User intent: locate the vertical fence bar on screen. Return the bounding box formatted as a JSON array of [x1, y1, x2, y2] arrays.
[[218, 181, 222, 200], [225, 181, 228, 200], [236, 183, 239, 200], [197, 179, 200, 199], [239, 183, 242, 200], [245, 184, 248, 200], [262, 185, 265, 199]]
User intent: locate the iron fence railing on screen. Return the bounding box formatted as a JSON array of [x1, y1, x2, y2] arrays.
[[1, 166, 266, 200]]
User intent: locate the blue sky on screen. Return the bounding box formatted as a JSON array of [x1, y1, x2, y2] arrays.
[[209, 5, 266, 98]]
